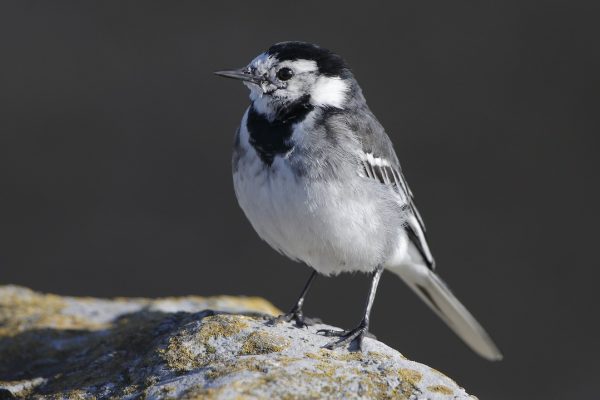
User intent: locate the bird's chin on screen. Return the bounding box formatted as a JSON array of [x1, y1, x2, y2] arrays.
[[244, 81, 280, 95], [249, 90, 282, 105]]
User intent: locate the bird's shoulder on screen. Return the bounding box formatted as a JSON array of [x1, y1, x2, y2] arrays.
[[317, 104, 401, 170]]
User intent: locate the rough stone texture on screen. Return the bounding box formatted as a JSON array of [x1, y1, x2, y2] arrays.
[[0, 285, 476, 399]]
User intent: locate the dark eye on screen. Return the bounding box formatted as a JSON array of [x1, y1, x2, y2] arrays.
[[276, 67, 293, 81]]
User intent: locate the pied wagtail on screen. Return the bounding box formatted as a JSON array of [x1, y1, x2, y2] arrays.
[[215, 41, 502, 360]]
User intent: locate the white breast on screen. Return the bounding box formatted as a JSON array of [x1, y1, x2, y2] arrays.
[[232, 111, 399, 275]]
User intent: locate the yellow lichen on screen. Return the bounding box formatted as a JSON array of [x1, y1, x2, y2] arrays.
[[305, 349, 389, 364], [269, 354, 301, 367], [197, 314, 249, 342], [301, 351, 415, 399], [428, 384, 454, 395], [159, 332, 203, 372], [120, 384, 139, 396], [159, 314, 254, 372], [195, 355, 417, 400], [398, 368, 422, 386], [205, 357, 269, 381], [180, 378, 270, 400], [304, 350, 328, 360], [239, 331, 289, 355], [168, 319, 294, 380], [45, 389, 93, 400], [0, 287, 103, 335]]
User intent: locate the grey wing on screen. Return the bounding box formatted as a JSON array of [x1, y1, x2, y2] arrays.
[[359, 152, 435, 270], [354, 113, 436, 270]]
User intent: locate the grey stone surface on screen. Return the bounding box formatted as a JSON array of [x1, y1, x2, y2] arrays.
[[0, 285, 475, 399]]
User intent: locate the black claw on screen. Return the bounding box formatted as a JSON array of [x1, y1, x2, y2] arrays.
[[317, 328, 347, 337], [269, 310, 319, 328], [320, 323, 371, 351]]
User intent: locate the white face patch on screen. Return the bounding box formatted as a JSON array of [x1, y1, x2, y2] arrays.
[[310, 76, 349, 108]]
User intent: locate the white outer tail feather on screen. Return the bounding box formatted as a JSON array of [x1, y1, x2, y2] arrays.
[[387, 263, 503, 361]]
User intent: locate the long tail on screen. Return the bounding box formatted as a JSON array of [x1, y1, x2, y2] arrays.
[[388, 263, 503, 361]]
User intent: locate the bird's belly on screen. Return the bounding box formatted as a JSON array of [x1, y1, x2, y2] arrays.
[[233, 155, 395, 275]]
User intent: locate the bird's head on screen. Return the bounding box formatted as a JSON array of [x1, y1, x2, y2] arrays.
[[216, 42, 354, 118]]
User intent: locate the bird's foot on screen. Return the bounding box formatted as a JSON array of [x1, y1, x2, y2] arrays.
[[318, 322, 375, 351], [270, 308, 321, 328]]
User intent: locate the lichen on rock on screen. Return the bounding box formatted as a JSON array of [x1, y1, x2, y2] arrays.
[[0, 285, 476, 399]]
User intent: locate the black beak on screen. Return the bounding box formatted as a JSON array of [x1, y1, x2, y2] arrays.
[[214, 68, 261, 85]]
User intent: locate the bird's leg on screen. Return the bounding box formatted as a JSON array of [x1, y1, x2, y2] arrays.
[[272, 269, 320, 328], [318, 266, 384, 351]]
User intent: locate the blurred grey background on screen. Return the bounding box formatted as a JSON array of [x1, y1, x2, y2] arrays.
[[1, 1, 599, 398]]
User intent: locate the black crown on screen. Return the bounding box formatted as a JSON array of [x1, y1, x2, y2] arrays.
[[267, 41, 350, 78]]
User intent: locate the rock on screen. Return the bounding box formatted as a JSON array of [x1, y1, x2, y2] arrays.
[[0, 285, 476, 399]]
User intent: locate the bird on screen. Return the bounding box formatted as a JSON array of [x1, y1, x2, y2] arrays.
[[215, 41, 502, 360]]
